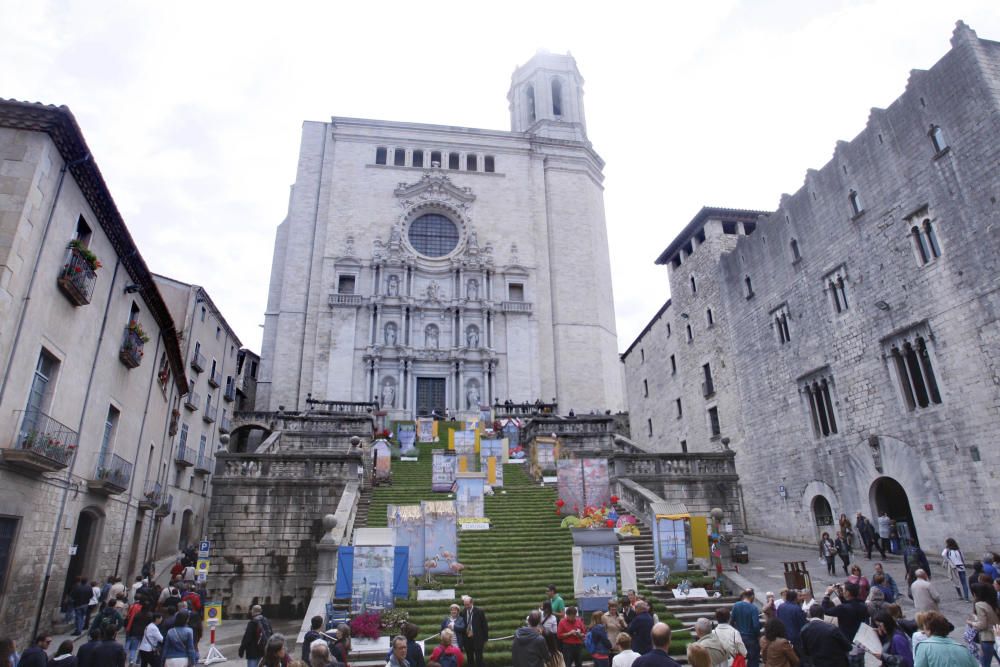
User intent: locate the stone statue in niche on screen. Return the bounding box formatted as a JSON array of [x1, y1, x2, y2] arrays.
[[384, 322, 397, 346], [344, 235, 355, 256], [389, 223, 402, 246], [387, 274, 399, 297], [426, 281, 442, 302], [467, 326, 479, 348], [467, 228, 479, 249], [466, 384, 480, 410], [425, 325, 439, 349], [372, 238, 385, 261], [467, 278, 479, 300], [381, 380, 396, 408]]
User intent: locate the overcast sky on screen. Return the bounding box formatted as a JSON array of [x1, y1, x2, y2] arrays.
[[3, 1, 999, 354]]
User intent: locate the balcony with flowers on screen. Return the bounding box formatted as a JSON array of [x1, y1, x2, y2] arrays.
[[86, 452, 133, 496], [138, 480, 162, 511], [120, 322, 149, 369], [3, 409, 78, 473], [57, 240, 101, 306]]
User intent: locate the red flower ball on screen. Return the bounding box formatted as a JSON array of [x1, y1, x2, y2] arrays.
[[610, 495, 619, 504], [606, 519, 615, 528], [555, 499, 565, 508]]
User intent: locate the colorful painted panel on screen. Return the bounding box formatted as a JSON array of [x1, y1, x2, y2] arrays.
[[421, 500, 458, 574], [534, 437, 557, 473], [557, 459, 585, 514], [397, 423, 417, 455], [372, 440, 392, 481], [417, 418, 435, 443], [480, 439, 506, 487], [654, 517, 688, 574], [479, 406, 492, 424], [582, 458, 611, 508], [502, 421, 520, 451], [351, 545, 394, 614], [387, 504, 424, 576], [580, 545, 617, 598], [455, 474, 486, 521], [453, 430, 478, 472], [480, 437, 508, 464], [431, 450, 456, 492]]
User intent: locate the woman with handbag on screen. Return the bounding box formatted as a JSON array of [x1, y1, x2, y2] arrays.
[[820, 532, 837, 576], [137, 612, 164, 667], [968, 583, 1000, 666], [161, 612, 198, 667], [943, 538, 971, 601]]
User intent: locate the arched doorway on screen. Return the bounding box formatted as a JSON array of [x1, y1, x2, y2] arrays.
[[178, 509, 194, 550], [64, 508, 103, 594], [870, 476, 919, 547], [229, 425, 270, 453]]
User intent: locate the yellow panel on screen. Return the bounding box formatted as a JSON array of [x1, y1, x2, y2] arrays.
[[487, 457, 497, 485], [474, 429, 481, 453], [458, 456, 467, 473], [691, 516, 710, 560], [448, 429, 455, 450], [432, 421, 439, 440]]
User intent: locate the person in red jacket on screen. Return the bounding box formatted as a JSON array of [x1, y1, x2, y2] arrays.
[[557, 606, 587, 667], [430, 628, 464, 667]]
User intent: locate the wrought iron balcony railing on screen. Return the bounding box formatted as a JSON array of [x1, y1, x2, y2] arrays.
[[87, 452, 133, 495], [119, 327, 145, 368], [174, 443, 196, 467], [57, 245, 98, 306], [191, 350, 206, 373], [138, 480, 162, 510], [4, 409, 78, 473], [184, 390, 201, 411]]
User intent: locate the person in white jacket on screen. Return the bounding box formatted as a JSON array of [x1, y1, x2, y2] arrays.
[[712, 608, 748, 663], [138, 612, 164, 667]]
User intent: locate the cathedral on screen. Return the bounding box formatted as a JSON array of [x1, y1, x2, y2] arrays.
[[258, 52, 624, 418]]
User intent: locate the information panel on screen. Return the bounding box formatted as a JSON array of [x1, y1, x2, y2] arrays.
[[431, 450, 456, 492]]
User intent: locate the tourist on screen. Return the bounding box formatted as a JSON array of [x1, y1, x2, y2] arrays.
[[130, 575, 144, 602], [911, 570, 941, 613], [540, 601, 558, 637], [799, 590, 815, 614], [730, 589, 761, 667], [588, 611, 613, 667], [913, 611, 977, 666], [871, 611, 913, 667], [263, 633, 290, 667], [759, 618, 798, 667], [713, 607, 747, 661], [800, 604, 850, 667], [543, 632, 565, 667], [309, 641, 336, 667], [626, 601, 655, 656], [838, 514, 855, 550], [622, 591, 638, 624], [968, 582, 1000, 666], [17, 633, 52, 667], [441, 603, 467, 651], [692, 618, 727, 665], [612, 633, 639, 667], [866, 587, 889, 621], [631, 623, 680, 667], [92, 625, 128, 666], [776, 590, 806, 655], [855, 514, 883, 560], [872, 573, 895, 603], [877, 513, 892, 557], [847, 564, 871, 600], [388, 636, 411, 667], [302, 615, 327, 664], [512, 612, 546, 667], [138, 611, 164, 667], [240, 604, 275, 667], [904, 544, 932, 583], [432, 627, 465, 667], [834, 533, 852, 577], [911, 612, 930, 650], [885, 603, 916, 637], [547, 585, 566, 619], [873, 562, 899, 600], [762, 593, 777, 622], [401, 622, 426, 667], [50, 639, 77, 666], [331, 623, 351, 666], [161, 610, 198, 666], [984, 554, 1000, 581], [124, 600, 149, 665], [821, 582, 869, 642], [820, 532, 837, 576], [602, 599, 627, 656], [557, 606, 586, 667], [71, 576, 93, 635], [687, 643, 712, 667], [462, 595, 488, 667], [0, 638, 16, 667], [942, 537, 970, 601], [87, 579, 101, 626], [76, 628, 101, 667]]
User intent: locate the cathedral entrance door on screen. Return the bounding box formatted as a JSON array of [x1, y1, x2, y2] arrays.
[[416, 377, 446, 417]]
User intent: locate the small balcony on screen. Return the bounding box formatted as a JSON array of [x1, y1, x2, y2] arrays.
[[183, 389, 201, 411], [138, 480, 162, 511], [202, 407, 216, 424], [219, 415, 232, 434], [195, 453, 213, 475], [155, 493, 173, 517], [87, 452, 133, 496], [119, 326, 145, 369], [328, 293, 364, 307], [174, 443, 196, 467], [4, 410, 78, 473], [208, 369, 221, 388], [57, 245, 98, 306], [191, 351, 206, 373], [702, 380, 715, 398], [501, 300, 532, 314], [223, 385, 236, 402]]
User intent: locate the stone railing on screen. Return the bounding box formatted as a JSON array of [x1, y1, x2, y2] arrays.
[[493, 401, 558, 417], [217, 451, 363, 481], [612, 477, 666, 522], [328, 293, 365, 307], [611, 451, 737, 479], [521, 415, 616, 442], [305, 398, 378, 415], [501, 301, 532, 313]]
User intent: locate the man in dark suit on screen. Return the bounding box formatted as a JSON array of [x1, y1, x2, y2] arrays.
[[800, 604, 851, 667], [626, 600, 655, 655], [463, 594, 489, 667], [776, 589, 807, 653], [819, 582, 869, 642], [632, 622, 681, 667]]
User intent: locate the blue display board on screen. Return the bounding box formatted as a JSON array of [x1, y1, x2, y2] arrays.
[[422, 500, 458, 574], [351, 545, 394, 614], [654, 517, 688, 574], [455, 474, 486, 521]]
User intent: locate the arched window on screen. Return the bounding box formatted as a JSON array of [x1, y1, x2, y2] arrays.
[[849, 189, 864, 216], [812, 496, 834, 527], [551, 78, 563, 116], [526, 85, 536, 123], [911, 225, 930, 264], [923, 219, 941, 258], [929, 124, 948, 153]]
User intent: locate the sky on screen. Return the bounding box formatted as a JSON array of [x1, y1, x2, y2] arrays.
[[2, 0, 999, 354]]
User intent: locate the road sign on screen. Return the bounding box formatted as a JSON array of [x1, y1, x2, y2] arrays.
[[198, 540, 210, 558], [196, 559, 210, 576], [204, 602, 222, 626]]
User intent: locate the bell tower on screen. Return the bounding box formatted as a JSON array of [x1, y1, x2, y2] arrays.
[[508, 51, 588, 142]]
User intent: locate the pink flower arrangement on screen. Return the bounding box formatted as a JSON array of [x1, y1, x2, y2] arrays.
[[350, 611, 381, 639]]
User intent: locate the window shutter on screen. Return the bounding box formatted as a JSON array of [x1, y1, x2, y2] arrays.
[[334, 547, 354, 598]]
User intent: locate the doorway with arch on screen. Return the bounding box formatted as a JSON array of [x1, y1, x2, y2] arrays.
[[870, 476, 919, 547], [63, 508, 103, 594], [178, 509, 194, 551]]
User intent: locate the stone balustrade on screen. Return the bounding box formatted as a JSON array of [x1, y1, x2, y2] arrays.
[[217, 451, 363, 481], [611, 451, 737, 479]]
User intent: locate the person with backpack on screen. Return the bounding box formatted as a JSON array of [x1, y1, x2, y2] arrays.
[[586, 611, 613, 667], [430, 628, 464, 667], [557, 606, 587, 667], [239, 604, 273, 667], [90, 598, 124, 634]]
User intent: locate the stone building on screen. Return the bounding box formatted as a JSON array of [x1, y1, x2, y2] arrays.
[[622, 22, 1000, 551], [0, 100, 188, 642], [258, 51, 623, 418]]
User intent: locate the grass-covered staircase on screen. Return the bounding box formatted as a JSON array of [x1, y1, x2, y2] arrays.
[[356, 438, 693, 664]]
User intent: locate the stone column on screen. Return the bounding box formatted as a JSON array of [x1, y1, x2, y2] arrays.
[[458, 307, 464, 348], [457, 360, 464, 412], [372, 362, 381, 404]]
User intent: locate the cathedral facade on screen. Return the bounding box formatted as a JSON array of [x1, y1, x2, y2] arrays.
[[258, 53, 623, 417]]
